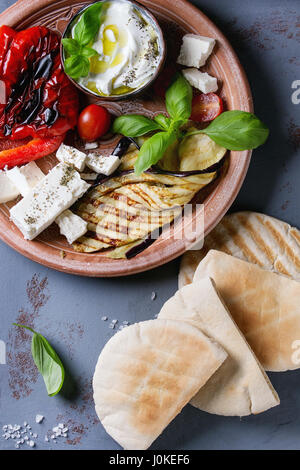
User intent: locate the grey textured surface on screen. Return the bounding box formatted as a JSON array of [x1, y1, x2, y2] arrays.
[[0, 0, 299, 450]]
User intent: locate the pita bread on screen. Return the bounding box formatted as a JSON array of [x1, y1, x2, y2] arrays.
[[93, 319, 227, 450], [179, 212, 300, 288], [194, 250, 300, 372], [159, 277, 280, 416]]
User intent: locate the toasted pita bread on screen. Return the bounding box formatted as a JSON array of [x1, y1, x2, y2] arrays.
[[159, 277, 280, 416], [93, 319, 227, 450], [179, 212, 300, 288], [194, 250, 300, 372]]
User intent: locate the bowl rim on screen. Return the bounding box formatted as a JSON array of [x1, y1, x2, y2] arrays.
[[60, 0, 166, 101]]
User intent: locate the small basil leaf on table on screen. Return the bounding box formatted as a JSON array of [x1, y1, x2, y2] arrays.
[[113, 114, 163, 137], [13, 324, 65, 397], [197, 110, 270, 150], [61, 38, 81, 56], [74, 2, 103, 46], [165, 73, 192, 122], [64, 55, 90, 79], [134, 131, 177, 176]]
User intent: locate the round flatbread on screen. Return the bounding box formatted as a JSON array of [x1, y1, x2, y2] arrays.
[[179, 211, 300, 288], [194, 250, 300, 372], [159, 277, 280, 416], [93, 319, 226, 450]]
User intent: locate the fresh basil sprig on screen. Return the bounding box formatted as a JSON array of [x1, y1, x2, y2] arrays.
[[187, 110, 269, 151], [113, 115, 163, 137], [165, 72, 192, 122], [113, 73, 192, 175], [113, 72, 269, 175], [13, 324, 65, 397], [62, 2, 103, 79], [134, 132, 177, 175]]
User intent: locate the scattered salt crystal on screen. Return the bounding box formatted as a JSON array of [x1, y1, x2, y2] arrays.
[[123, 321, 129, 325], [111, 319, 118, 324], [28, 440, 35, 448], [151, 291, 157, 301], [109, 323, 115, 329], [45, 436, 49, 442], [35, 414, 44, 424], [101, 316, 108, 321], [58, 423, 64, 429]]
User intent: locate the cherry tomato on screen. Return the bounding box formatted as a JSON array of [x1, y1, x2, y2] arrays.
[[77, 104, 111, 141], [191, 93, 223, 122]]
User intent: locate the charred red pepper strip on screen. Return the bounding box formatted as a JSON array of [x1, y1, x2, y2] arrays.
[[0, 26, 79, 140], [0, 135, 64, 169]]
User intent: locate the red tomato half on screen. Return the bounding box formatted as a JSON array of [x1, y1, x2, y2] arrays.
[[77, 104, 111, 141], [191, 93, 223, 122]]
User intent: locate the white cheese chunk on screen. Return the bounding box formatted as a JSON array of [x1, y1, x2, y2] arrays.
[[177, 34, 216, 68], [86, 153, 120, 175], [56, 143, 87, 172], [0, 171, 20, 203], [182, 68, 218, 93], [56, 210, 88, 244], [10, 163, 90, 240], [7, 162, 44, 197], [84, 142, 98, 150]]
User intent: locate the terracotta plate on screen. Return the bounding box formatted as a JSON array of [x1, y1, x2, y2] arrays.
[[0, 0, 253, 277]]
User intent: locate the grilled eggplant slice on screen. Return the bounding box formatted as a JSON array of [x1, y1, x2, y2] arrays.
[[72, 130, 223, 257], [72, 171, 215, 255], [179, 132, 227, 171]]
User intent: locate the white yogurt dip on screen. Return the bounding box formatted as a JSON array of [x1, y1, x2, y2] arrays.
[[73, 1, 161, 96]]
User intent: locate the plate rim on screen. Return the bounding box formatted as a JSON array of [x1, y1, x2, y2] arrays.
[[0, 0, 253, 277]]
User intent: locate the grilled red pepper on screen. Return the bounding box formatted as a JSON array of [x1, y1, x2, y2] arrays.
[[0, 135, 64, 169], [0, 26, 79, 168]]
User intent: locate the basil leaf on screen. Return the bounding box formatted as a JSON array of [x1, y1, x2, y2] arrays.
[[64, 55, 90, 79], [165, 73, 192, 121], [81, 47, 98, 58], [13, 324, 65, 397], [154, 114, 172, 130], [74, 2, 103, 46], [199, 110, 269, 150], [62, 38, 81, 56], [134, 131, 177, 176], [113, 114, 163, 137]]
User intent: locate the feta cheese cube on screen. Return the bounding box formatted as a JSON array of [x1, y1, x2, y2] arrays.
[[84, 142, 98, 150], [0, 171, 20, 203], [56, 210, 88, 244], [86, 153, 120, 175], [182, 68, 218, 93], [177, 34, 216, 68], [56, 143, 87, 172], [7, 162, 44, 197], [10, 163, 90, 240]]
